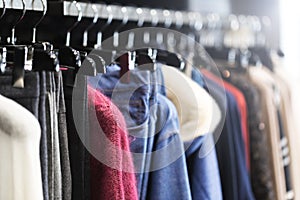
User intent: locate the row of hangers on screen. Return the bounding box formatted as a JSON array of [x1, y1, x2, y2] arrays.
[[0, 0, 278, 88]]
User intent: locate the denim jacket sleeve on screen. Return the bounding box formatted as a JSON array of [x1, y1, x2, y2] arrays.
[[146, 94, 192, 200]]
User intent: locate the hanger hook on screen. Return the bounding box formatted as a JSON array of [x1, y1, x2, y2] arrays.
[[150, 9, 158, 26], [83, 4, 98, 47], [32, 0, 46, 43], [163, 9, 172, 28], [126, 7, 144, 49], [175, 11, 183, 30], [142, 9, 157, 44], [10, 0, 26, 44], [136, 7, 144, 27], [66, 1, 82, 46], [115, 6, 129, 32], [0, 0, 6, 20], [95, 4, 113, 49], [113, 6, 129, 48]]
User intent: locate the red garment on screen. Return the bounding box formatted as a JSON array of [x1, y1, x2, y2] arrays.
[[201, 69, 251, 171], [87, 85, 138, 200]]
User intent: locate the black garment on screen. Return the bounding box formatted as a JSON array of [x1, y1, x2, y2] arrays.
[[0, 71, 40, 116], [221, 68, 276, 200], [55, 72, 72, 200], [277, 110, 293, 197], [203, 75, 255, 200], [0, 72, 49, 200], [63, 71, 90, 200], [46, 72, 55, 200], [39, 71, 49, 200]]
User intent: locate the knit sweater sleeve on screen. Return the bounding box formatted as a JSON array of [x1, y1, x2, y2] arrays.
[[87, 85, 138, 200]]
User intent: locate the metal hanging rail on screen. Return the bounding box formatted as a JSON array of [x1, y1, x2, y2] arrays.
[[0, 0, 45, 11]]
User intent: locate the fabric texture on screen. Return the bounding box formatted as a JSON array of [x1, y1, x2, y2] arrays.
[[87, 85, 138, 200], [46, 72, 63, 200], [184, 135, 223, 200], [273, 71, 300, 199], [249, 67, 286, 200], [272, 55, 300, 198], [0, 94, 43, 200], [63, 71, 90, 200], [146, 93, 192, 200], [55, 71, 72, 200], [45, 72, 55, 200], [161, 65, 217, 142], [51, 73, 63, 200], [203, 73, 255, 200], [0, 71, 49, 199], [89, 66, 192, 200], [39, 71, 49, 200], [184, 67, 223, 200], [219, 67, 276, 200], [88, 66, 157, 199], [202, 69, 250, 171]]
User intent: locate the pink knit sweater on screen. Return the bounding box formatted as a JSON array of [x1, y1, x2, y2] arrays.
[[87, 85, 138, 200]]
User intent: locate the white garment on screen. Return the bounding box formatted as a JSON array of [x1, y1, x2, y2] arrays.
[[0, 95, 43, 200], [161, 65, 221, 142]]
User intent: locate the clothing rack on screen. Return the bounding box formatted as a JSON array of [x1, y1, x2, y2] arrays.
[[58, 1, 268, 32], [0, 0, 271, 49], [0, 0, 44, 11], [0, 0, 268, 32]]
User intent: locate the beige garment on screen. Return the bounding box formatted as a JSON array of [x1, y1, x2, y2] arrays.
[[183, 64, 222, 135], [161, 65, 221, 142], [273, 71, 300, 200], [0, 95, 43, 200], [274, 75, 300, 200], [249, 67, 286, 200]]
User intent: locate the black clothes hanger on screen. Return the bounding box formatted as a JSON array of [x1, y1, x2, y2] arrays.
[[59, 1, 101, 88], [152, 9, 186, 71], [132, 10, 156, 72], [204, 46, 251, 74], [205, 47, 238, 62], [0, 0, 29, 88], [31, 0, 60, 72], [78, 3, 109, 73], [1, 0, 59, 75], [79, 3, 117, 66], [135, 48, 156, 72], [31, 35, 59, 73], [59, 2, 98, 75], [155, 49, 185, 70], [102, 5, 138, 82], [248, 47, 274, 71], [58, 1, 82, 71], [74, 3, 114, 73]]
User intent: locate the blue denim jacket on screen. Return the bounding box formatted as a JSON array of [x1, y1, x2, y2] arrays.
[[184, 135, 223, 200], [89, 66, 192, 200], [181, 68, 223, 200], [146, 93, 192, 200]]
